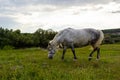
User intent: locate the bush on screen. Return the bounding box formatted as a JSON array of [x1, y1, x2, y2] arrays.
[[2, 45, 15, 50]]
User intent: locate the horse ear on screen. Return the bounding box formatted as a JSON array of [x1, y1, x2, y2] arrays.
[[48, 41, 51, 45], [56, 44, 63, 50], [48, 40, 53, 45], [59, 43, 63, 48]]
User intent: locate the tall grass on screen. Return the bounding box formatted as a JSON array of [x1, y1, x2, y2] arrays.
[[0, 44, 120, 80]]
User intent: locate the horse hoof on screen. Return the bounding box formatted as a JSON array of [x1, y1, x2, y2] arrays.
[[96, 58, 99, 61], [73, 59, 77, 61], [61, 57, 64, 60], [88, 57, 92, 61], [61, 59, 64, 61]]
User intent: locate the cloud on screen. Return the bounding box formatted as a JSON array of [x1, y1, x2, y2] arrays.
[[19, 0, 114, 6], [0, 0, 120, 32], [0, 0, 116, 17], [0, 0, 115, 7], [0, 0, 117, 15], [112, 10, 120, 13]]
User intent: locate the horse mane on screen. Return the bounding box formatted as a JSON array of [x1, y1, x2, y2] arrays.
[[54, 28, 73, 39]]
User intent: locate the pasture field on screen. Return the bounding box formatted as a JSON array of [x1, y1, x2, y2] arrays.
[[0, 44, 120, 80]]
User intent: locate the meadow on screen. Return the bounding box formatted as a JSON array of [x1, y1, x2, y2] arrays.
[[0, 44, 120, 80]]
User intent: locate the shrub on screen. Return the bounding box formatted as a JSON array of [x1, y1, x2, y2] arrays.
[[2, 45, 15, 50]]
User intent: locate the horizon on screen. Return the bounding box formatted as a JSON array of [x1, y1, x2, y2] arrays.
[[1, 26, 120, 33], [0, 0, 120, 33]]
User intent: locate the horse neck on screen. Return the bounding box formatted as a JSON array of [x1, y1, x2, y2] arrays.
[[52, 39, 59, 48]]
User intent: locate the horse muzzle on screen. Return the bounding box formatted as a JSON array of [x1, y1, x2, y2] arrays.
[[48, 53, 53, 59], [48, 56, 53, 59]]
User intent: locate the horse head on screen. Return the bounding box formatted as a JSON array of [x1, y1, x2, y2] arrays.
[[47, 40, 56, 59]]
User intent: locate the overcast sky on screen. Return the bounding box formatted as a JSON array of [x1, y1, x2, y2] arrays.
[[0, 0, 120, 33]]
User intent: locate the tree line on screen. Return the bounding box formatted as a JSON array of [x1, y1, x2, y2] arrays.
[[0, 27, 120, 49], [102, 28, 120, 44], [0, 27, 57, 49]]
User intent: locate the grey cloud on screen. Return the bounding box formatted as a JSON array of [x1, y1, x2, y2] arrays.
[[0, 0, 118, 28], [72, 6, 104, 15], [22, 12, 32, 16], [0, 0, 115, 7], [0, 0, 115, 15], [42, 7, 58, 12], [114, 0, 120, 3], [0, 7, 17, 15], [30, 0, 114, 6], [112, 10, 120, 13], [111, 5, 120, 13], [0, 0, 119, 16]]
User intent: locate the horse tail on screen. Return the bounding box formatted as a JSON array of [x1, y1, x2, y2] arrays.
[[94, 30, 104, 48]]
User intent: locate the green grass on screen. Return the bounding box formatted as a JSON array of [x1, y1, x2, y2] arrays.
[[0, 44, 120, 80]]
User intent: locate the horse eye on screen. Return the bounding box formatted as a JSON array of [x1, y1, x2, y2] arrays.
[[48, 42, 51, 45]]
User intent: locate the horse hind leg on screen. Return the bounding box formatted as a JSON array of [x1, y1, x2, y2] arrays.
[[96, 48, 100, 60], [89, 35, 102, 61], [88, 47, 97, 61], [88, 45, 100, 61]]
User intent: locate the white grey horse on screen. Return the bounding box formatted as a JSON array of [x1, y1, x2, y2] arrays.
[[47, 28, 104, 61]]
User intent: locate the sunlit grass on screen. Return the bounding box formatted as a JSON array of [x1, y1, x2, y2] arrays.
[[0, 44, 120, 80]]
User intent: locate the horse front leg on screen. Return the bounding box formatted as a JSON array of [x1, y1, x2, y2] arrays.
[[61, 46, 67, 60], [71, 44, 77, 60]]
